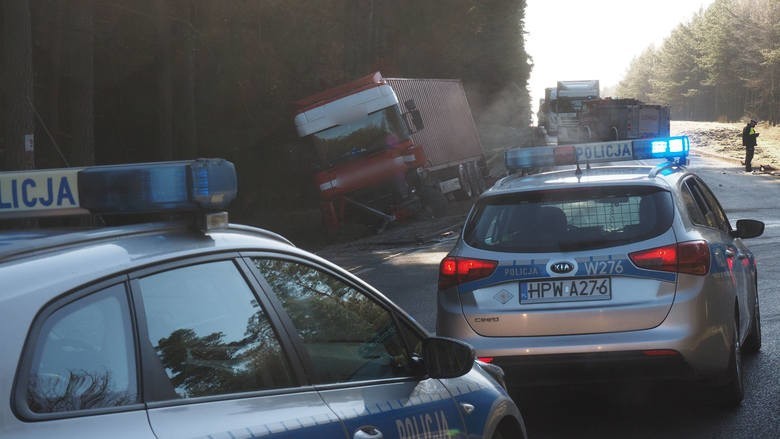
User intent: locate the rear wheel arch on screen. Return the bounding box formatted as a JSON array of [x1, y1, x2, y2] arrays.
[[743, 277, 762, 354], [712, 308, 744, 407]]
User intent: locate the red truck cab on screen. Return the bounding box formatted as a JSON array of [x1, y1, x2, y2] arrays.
[[294, 72, 426, 233]]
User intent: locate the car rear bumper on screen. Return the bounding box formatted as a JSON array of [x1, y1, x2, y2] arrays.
[[489, 351, 695, 387], [437, 283, 735, 386]]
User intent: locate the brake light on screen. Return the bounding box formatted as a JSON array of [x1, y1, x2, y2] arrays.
[[438, 256, 498, 289], [629, 241, 709, 275]]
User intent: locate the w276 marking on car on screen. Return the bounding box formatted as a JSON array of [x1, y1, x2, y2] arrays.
[[581, 260, 625, 275]]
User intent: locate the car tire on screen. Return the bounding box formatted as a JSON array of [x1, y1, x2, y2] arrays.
[[715, 317, 744, 407], [743, 291, 762, 354]]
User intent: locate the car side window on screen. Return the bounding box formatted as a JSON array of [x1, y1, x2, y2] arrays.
[[695, 179, 732, 232], [136, 260, 295, 400], [252, 258, 415, 384], [25, 283, 138, 414], [680, 182, 708, 226], [683, 178, 730, 231]]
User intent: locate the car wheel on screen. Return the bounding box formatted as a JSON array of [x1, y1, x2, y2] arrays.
[[743, 291, 762, 354], [715, 317, 744, 407]]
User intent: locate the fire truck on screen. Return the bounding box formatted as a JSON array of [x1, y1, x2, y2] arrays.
[[537, 80, 670, 144], [294, 72, 485, 233], [549, 80, 601, 143]]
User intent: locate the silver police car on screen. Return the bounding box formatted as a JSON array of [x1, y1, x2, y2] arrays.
[[0, 159, 525, 438], [437, 137, 764, 407]]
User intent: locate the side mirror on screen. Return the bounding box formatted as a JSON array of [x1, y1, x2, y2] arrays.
[[422, 336, 475, 379], [734, 219, 765, 239], [403, 99, 424, 132], [410, 109, 424, 131]]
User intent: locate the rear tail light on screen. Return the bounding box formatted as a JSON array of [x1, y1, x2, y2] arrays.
[[439, 256, 498, 289], [629, 240, 709, 275]]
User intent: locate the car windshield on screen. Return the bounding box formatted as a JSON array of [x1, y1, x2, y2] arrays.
[[464, 186, 674, 252]]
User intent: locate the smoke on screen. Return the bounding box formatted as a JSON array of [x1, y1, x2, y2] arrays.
[[464, 81, 536, 154]]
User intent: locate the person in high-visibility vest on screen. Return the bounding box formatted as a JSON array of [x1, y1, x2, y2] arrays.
[[742, 119, 759, 172]]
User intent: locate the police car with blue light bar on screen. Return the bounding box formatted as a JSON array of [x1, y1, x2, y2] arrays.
[[0, 159, 525, 438], [437, 136, 765, 407]]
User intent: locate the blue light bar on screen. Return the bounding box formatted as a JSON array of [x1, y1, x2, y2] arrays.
[[632, 136, 689, 160], [505, 136, 690, 171], [0, 159, 237, 219]]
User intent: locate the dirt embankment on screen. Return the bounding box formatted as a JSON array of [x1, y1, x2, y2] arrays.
[[672, 121, 780, 172]]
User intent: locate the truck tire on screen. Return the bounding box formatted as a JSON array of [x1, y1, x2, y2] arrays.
[[454, 165, 473, 200], [581, 125, 592, 141], [467, 162, 485, 197], [419, 186, 447, 218]]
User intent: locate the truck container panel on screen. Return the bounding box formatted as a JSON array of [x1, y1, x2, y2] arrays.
[[385, 78, 483, 171]]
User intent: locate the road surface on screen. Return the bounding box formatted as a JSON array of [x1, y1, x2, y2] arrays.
[[316, 154, 780, 438]]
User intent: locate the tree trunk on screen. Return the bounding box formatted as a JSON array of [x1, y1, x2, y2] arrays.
[[65, 0, 95, 166], [2, 0, 35, 171], [172, 2, 197, 159], [155, 0, 174, 161], [47, 1, 65, 164]]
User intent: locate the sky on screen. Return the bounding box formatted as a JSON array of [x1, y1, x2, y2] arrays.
[[525, 0, 715, 118]]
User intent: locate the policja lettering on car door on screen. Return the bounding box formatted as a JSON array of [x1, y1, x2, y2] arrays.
[[317, 379, 465, 439]]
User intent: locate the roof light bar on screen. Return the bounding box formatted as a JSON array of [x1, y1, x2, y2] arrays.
[[0, 158, 237, 219], [505, 136, 690, 171]]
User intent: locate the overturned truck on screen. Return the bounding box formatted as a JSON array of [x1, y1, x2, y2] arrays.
[[294, 72, 486, 233]]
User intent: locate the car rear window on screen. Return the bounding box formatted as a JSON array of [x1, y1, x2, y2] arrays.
[[464, 186, 674, 252]]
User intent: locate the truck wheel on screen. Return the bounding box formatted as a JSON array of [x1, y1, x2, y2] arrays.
[[467, 162, 485, 196], [579, 125, 592, 141], [420, 186, 447, 218], [454, 165, 473, 200]]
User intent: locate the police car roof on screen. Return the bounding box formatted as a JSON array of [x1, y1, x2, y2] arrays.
[[0, 221, 296, 300], [488, 164, 686, 195], [0, 221, 293, 263]]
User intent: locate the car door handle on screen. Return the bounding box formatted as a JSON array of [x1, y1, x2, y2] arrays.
[[354, 425, 383, 439]]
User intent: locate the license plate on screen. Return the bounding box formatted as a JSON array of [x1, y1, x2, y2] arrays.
[[520, 277, 611, 304]]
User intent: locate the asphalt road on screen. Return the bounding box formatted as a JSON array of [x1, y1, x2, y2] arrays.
[[316, 153, 780, 438]]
